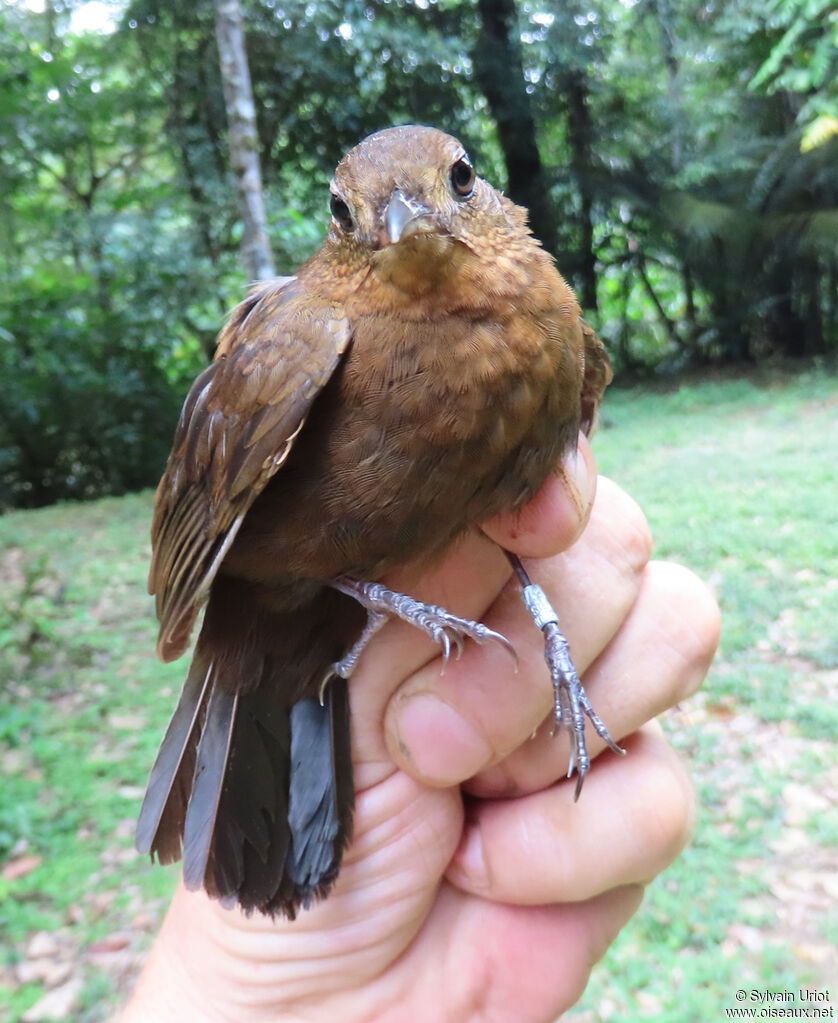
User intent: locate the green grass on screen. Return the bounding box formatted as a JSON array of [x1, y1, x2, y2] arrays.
[[1, 365, 836, 1021], [573, 365, 837, 1021], [0, 495, 180, 1021]]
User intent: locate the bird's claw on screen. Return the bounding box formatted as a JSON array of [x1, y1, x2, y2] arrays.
[[425, 613, 517, 674], [542, 621, 624, 800], [437, 628, 452, 670], [330, 578, 518, 674], [317, 669, 334, 706]]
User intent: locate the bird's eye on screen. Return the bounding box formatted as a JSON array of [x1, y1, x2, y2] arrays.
[[330, 193, 355, 232], [450, 157, 476, 198]]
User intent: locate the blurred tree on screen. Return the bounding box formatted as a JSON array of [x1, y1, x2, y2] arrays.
[[750, 0, 838, 152], [473, 0, 559, 253], [214, 0, 275, 281], [0, 2, 200, 507], [0, 0, 835, 507]]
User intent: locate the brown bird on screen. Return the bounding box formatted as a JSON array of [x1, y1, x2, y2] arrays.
[[136, 124, 621, 919]]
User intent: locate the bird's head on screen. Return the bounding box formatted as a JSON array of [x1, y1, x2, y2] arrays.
[[324, 125, 526, 297]]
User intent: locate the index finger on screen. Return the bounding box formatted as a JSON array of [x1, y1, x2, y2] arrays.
[[481, 433, 598, 558]]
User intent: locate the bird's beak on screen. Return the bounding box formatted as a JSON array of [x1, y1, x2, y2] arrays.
[[383, 190, 429, 246]]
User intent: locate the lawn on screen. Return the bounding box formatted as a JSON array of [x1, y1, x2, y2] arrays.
[[1, 365, 836, 1022]]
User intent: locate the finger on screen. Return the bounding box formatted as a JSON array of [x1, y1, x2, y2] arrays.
[[383, 477, 652, 786], [446, 722, 696, 904], [349, 528, 510, 786], [396, 882, 644, 1023], [447, 886, 645, 1019], [467, 559, 721, 798], [481, 432, 597, 558]]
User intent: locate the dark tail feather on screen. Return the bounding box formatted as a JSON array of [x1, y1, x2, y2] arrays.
[[283, 678, 354, 907], [182, 682, 238, 891], [135, 651, 212, 864], [205, 681, 295, 910], [136, 603, 357, 918]]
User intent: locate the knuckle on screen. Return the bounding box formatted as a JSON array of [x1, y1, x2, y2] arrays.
[[649, 561, 721, 701], [624, 507, 654, 577], [597, 476, 654, 577], [639, 745, 696, 873]]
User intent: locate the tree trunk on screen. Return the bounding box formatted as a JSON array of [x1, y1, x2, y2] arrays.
[[648, 0, 682, 168], [682, 261, 698, 350], [214, 0, 274, 282], [473, 0, 559, 255], [566, 71, 597, 311]]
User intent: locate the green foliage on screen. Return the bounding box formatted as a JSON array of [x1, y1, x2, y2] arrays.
[[750, 0, 838, 143], [575, 0, 838, 368], [0, 554, 62, 678], [0, 3, 219, 507], [1, 0, 837, 508], [0, 271, 185, 507]]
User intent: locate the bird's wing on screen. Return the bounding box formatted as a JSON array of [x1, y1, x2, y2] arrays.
[[149, 276, 352, 662], [579, 319, 613, 436]]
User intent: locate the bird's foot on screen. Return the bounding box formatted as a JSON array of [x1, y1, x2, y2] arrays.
[[318, 609, 388, 703], [540, 619, 624, 799], [510, 554, 624, 800], [330, 577, 517, 672], [331, 611, 387, 678]]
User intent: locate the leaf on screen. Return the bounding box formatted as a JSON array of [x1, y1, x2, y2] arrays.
[[2, 852, 42, 880], [801, 114, 838, 152], [22, 978, 83, 1022]]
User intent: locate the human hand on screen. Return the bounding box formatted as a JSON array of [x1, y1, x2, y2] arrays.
[[123, 436, 720, 1023]]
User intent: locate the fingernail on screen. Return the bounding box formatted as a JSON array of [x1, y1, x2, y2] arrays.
[[563, 437, 596, 521], [391, 694, 492, 786], [450, 821, 490, 892]]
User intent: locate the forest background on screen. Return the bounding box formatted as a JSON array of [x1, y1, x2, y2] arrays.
[[1, 0, 836, 509], [0, 0, 836, 1021]]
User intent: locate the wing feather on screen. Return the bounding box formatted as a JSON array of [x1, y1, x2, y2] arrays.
[[149, 276, 352, 662], [579, 319, 613, 436]]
